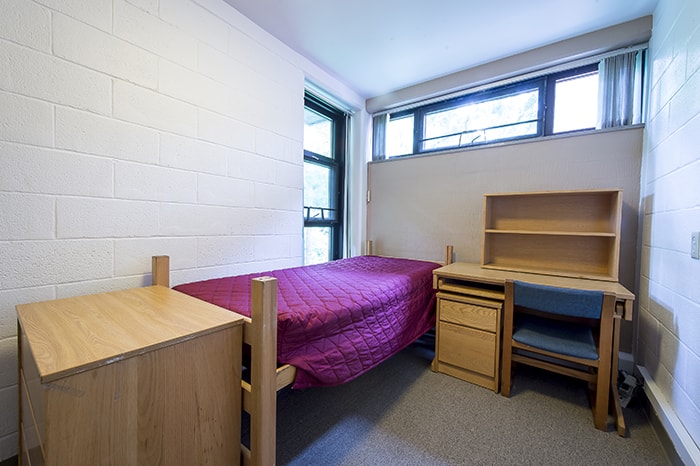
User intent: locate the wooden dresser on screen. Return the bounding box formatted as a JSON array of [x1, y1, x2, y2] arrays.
[[433, 274, 504, 391], [17, 286, 244, 466]]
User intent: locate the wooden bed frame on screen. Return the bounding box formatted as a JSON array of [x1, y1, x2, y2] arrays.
[[151, 243, 453, 466]]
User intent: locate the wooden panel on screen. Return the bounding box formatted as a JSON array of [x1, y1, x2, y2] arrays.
[[20, 330, 45, 457], [43, 356, 137, 465], [136, 327, 241, 466], [20, 375, 44, 466], [438, 297, 498, 332], [483, 233, 615, 279], [438, 321, 496, 378], [437, 362, 498, 391], [484, 189, 620, 232], [21, 421, 43, 466]]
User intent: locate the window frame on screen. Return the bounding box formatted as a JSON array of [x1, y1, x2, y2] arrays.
[[303, 92, 346, 262], [380, 61, 615, 159], [543, 63, 600, 135]]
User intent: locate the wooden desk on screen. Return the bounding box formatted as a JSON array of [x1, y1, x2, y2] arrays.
[[432, 262, 634, 435], [17, 286, 244, 466]]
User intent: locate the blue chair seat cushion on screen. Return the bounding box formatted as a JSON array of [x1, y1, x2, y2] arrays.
[[512, 314, 599, 360]]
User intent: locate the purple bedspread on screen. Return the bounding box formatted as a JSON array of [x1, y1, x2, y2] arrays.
[[173, 255, 439, 389]]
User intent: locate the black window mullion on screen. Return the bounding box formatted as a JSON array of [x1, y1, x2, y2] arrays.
[[304, 92, 346, 262], [542, 76, 553, 135]]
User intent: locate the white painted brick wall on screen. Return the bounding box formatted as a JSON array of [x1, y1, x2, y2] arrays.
[[0, 0, 362, 459], [114, 80, 198, 136], [229, 150, 278, 183], [53, 13, 159, 89], [114, 237, 199, 276], [197, 236, 255, 267], [55, 106, 160, 163], [0, 240, 114, 289], [115, 161, 198, 203], [197, 173, 255, 207], [0, 40, 112, 115], [0, 0, 51, 52], [56, 198, 161, 238], [125, 0, 158, 15], [35, 0, 112, 32], [114, 0, 198, 69], [639, 0, 700, 454], [160, 0, 230, 52], [0, 193, 55, 240], [0, 91, 53, 146], [0, 143, 114, 196], [198, 109, 256, 150]]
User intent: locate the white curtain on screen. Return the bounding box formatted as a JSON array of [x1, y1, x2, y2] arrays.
[[372, 114, 387, 161], [598, 50, 643, 128]]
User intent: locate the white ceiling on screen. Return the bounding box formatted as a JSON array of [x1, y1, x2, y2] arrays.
[[223, 0, 657, 99]]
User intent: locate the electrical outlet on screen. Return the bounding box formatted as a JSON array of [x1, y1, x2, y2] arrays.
[[692, 232, 700, 260]]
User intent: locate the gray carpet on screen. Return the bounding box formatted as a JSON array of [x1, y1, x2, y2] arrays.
[[275, 337, 670, 465]]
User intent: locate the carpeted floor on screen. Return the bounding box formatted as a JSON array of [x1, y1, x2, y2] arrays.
[[275, 337, 671, 466]]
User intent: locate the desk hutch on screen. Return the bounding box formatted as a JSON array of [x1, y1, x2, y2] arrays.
[[432, 189, 633, 435]]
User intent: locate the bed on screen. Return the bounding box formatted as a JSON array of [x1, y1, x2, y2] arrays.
[[151, 245, 452, 466]]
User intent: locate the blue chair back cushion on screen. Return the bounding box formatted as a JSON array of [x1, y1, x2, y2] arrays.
[[513, 280, 604, 319], [513, 314, 599, 360]]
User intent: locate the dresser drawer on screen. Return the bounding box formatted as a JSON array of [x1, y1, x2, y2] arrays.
[[437, 293, 500, 332], [438, 321, 496, 378]]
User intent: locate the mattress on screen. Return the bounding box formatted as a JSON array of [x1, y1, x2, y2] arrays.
[[174, 255, 439, 388]]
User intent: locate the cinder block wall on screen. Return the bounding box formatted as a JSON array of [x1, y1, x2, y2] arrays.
[[637, 0, 700, 459], [0, 0, 361, 460]]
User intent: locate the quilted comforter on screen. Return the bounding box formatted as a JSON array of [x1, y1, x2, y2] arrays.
[[173, 255, 439, 389]]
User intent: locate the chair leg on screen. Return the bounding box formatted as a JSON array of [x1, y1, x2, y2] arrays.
[[593, 370, 610, 430], [593, 294, 615, 431]]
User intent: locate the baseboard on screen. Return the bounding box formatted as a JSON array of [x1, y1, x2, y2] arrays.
[[637, 365, 700, 466]]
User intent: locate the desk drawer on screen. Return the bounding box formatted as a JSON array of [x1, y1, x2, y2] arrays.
[[438, 321, 496, 378], [438, 294, 500, 332]]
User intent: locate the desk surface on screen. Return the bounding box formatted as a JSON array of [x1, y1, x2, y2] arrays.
[[17, 285, 244, 382], [434, 262, 635, 319]]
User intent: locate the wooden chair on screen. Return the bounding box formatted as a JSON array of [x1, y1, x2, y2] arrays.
[[501, 279, 616, 431]]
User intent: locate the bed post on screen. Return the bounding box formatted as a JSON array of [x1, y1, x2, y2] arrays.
[[152, 255, 170, 287], [445, 245, 454, 265], [249, 276, 278, 466]]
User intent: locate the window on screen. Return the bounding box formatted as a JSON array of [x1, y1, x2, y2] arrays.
[[303, 92, 346, 264], [376, 49, 646, 159], [549, 67, 599, 133]]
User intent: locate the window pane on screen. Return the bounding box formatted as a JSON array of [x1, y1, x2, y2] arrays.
[[304, 108, 333, 157], [304, 161, 336, 221], [553, 71, 598, 133], [386, 114, 414, 157], [304, 227, 330, 265], [423, 89, 539, 151], [304, 162, 330, 207]]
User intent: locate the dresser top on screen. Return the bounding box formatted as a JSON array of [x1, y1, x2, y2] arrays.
[[17, 286, 243, 382]]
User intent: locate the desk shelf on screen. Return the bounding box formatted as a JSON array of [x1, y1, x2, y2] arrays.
[[482, 189, 623, 281]]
